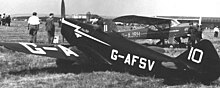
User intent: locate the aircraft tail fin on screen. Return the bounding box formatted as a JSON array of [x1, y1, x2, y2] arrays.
[[176, 39, 220, 82], [102, 19, 117, 33]]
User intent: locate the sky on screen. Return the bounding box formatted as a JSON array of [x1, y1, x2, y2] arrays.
[[0, 0, 220, 17]]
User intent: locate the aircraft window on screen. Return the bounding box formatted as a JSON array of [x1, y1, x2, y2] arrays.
[[115, 22, 124, 26], [157, 24, 170, 30], [148, 25, 158, 31]]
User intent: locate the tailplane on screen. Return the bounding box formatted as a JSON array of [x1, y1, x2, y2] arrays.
[[176, 39, 220, 82]]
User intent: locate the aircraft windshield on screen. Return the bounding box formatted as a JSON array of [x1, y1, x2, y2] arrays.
[[115, 22, 171, 32], [171, 19, 180, 27]]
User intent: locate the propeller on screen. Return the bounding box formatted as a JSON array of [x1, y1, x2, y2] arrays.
[[61, 0, 65, 19], [61, 0, 66, 42]]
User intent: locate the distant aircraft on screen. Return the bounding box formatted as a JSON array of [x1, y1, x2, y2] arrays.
[[0, 0, 219, 84], [111, 15, 199, 46]]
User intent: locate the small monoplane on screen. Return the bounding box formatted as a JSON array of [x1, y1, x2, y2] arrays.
[[112, 15, 199, 46]]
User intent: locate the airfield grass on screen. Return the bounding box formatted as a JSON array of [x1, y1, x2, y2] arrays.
[[0, 21, 220, 88]]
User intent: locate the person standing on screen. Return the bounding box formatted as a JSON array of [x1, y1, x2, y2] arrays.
[[45, 13, 55, 44], [6, 15, 11, 26], [188, 22, 198, 46], [213, 26, 219, 37], [0, 14, 2, 26], [28, 12, 40, 43], [2, 13, 6, 26]]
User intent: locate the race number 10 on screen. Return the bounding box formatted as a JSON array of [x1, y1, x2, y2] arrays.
[[187, 47, 204, 64]]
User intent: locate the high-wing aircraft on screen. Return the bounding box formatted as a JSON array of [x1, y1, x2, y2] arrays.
[[0, 0, 219, 84], [112, 15, 200, 46]]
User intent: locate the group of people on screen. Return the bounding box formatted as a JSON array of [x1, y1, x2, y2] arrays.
[[0, 13, 11, 26], [28, 12, 55, 43]]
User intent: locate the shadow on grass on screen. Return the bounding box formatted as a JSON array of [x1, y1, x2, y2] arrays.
[[8, 65, 86, 75], [8, 64, 203, 86]]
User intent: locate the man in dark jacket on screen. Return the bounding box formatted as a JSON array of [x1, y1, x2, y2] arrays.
[[45, 13, 55, 44], [6, 15, 11, 26], [188, 23, 201, 46]]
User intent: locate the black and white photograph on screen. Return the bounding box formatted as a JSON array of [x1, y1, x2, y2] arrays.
[[0, 0, 220, 87]]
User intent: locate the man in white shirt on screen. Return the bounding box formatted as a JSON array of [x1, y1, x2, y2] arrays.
[[213, 26, 219, 37], [28, 12, 40, 43]]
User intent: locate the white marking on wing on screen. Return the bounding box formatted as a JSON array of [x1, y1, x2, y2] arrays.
[[43, 47, 58, 51]]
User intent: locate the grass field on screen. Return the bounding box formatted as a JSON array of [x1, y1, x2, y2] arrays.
[[0, 21, 220, 88]]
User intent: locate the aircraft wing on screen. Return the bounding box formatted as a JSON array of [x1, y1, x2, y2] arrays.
[[113, 15, 172, 25], [0, 42, 80, 60]]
